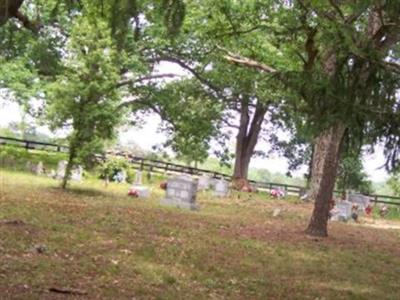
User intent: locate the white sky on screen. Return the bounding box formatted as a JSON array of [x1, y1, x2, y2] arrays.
[[0, 61, 389, 182]]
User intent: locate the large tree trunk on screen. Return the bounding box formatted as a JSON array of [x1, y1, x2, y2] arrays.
[[232, 98, 267, 182], [306, 123, 346, 237]]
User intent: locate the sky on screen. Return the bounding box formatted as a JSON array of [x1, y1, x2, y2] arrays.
[[0, 61, 390, 182]]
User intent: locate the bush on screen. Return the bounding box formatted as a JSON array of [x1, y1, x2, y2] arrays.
[[0, 145, 67, 171], [99, 157, 130, 181]]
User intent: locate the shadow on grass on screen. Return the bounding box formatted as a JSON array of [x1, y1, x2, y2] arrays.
[[48, 186, 110, 198]]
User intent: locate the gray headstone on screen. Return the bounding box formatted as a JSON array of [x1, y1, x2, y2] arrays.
[[331, 200, 353, 221], [26, 161, 33, 172], [213, 179, 229, 197], [161, 175, 198, 210], [347, 193, 371, 212], [134, 171, 142, 185], [71, 165, 83, 182], [34, 161, 44, 175], [198, 175, 212, 191], [56, 160, 67, 179]]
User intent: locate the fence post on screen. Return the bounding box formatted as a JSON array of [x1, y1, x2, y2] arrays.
[[140, 159, 144, 171]]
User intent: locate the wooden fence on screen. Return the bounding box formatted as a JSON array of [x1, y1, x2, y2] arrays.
[[1, 135, 400, 206]]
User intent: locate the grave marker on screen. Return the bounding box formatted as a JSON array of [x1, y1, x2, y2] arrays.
[[34, 161, 44, 175], [71, 165, 83, 182], [134, 171, 142, 185], [161, 175, 198, 210], [56, 160, 67, 179], [198, 175, 212, 191], [213, 179, 229, 197], [331, 200, 353, 222], [347, 192, 371, 212]]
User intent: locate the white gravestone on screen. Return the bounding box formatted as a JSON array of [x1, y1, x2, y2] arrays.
[[331, 200, 353, 222], [56, 160, 67, 179], [198, 175, 212, 191], [26, 161, 32, 172], [214, 179, 229, 197], [71, 165, 83, 182], [134, 171, 143, 185], [161, 175, 198, 210], [35, 161, 44, 175]]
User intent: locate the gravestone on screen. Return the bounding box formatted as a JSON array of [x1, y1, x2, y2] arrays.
[[347, 193, 371, 212], [331, 200, 353, 222], [71, 165, 83, 182], [198, 175, 212, 191], [56, 160, 67, 180], [161, 175, 198, 210], [26, 161, 33, 172], [134, 171, 142, 185], [34, 161, 44, 175], [214, 179, 229, 197]]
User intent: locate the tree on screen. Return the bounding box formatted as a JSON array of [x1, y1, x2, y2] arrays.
[[336, 152, 372, 196], [195, 1, 400, 236], [148, 1, 287, 184], [123, 79, 222, 166], [46, 16, 121, 188]]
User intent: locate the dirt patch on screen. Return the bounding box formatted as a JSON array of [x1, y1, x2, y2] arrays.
[[0, 219, 26, 226]]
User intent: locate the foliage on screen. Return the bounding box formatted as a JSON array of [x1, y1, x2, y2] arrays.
[[45, 16, 122, 186], [99, 157, 130, 182], [336, 153, 372, 195], [387, 172, 400, 197], [139, 80, 222, 166], [0, 145, 66, 170]]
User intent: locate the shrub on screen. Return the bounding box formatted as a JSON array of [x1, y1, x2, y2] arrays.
[[99, 157, 130, 181]]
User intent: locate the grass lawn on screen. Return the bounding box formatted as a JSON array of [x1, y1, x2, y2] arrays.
[[1, 169, 400, 299]]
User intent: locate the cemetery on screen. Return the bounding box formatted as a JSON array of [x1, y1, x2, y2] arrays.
[[1, 1, 400, 299], [1, 145, 400, 298]]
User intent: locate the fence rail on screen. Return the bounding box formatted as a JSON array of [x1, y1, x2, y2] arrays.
[[1, 135, 400, 206]]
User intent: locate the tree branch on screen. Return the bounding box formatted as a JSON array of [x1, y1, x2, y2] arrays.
[[116, 73, 180, 88], [216, 45, 277, 73]]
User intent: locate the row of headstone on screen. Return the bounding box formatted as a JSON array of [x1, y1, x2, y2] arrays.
[[331, 192, 373, 222], [197, 175, 230, 197], [52, 161, 83, 182], [159, 175, 230, 211]]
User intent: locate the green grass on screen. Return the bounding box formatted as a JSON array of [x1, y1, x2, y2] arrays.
[[1, 169, 400, 299]]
